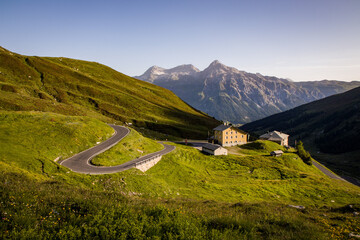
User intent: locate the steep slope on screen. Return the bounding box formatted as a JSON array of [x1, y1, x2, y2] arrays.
[[0, 47, 219, 138], [241, 87, 360, 182], [135, 61, 360, 123]]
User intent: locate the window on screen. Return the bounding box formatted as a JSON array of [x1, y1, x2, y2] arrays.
[[226, 132, 228, 135], [235, 141, 237, 143], [231, 131, 233, 134], [230, 141, 232, 143], [226, 141, 228, 144], [226, 136, 228, 139], [231, 136, 233, 139]]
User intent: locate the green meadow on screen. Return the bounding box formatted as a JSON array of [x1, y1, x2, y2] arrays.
[[1, 111, 360, 239], [91, 129, 164, 166]]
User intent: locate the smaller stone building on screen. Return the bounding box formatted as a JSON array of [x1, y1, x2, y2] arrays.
[[270, 150, 284, 157], [202, 143, 228, 156], [259, 131, 289, 147]]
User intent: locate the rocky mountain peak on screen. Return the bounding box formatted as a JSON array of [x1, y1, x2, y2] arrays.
[[209, 60, 221, 65], [135, 64, 200, 82], [148, 65, 165, 74], [135, 66, 166, 82], [168, 64, 200, 75], [207, 60, 225, 69], [203, 60, 239, 75]]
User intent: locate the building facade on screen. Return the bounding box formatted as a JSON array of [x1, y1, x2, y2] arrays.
[[202, 143, 228, 156], [259, 131, 289, 147], [213, 124, 248, 147]]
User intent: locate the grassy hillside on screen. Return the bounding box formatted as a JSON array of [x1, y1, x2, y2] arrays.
[[0, 47, 219, 139], [241, 87, 360, 183], [91, 129, 164, 166], [0, 111, 114, 178], [144, 142, 359, 205], [1, 111, 360, 239]]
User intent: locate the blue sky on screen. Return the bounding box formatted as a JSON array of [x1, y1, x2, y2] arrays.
[[1, 0, 359, 81]]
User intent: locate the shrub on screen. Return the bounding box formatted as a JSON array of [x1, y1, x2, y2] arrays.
[[296, 141, 313, 166]]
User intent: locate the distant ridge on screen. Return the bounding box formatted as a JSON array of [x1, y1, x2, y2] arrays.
[[241, 86, 360, 182], [135, 61, 360, 123]]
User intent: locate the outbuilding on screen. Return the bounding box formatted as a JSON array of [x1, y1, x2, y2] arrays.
[[260, 131, 289, 147], [270, 150, 284, 157], [202, 143, 228, 156]]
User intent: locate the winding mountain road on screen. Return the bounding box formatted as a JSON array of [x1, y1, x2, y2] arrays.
[[311, 160, 360, 187], [59, 124, 175, 174], [311, 160, 346, 181]]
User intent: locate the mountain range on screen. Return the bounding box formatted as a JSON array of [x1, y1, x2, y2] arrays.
[[135, 61, 360, 123]]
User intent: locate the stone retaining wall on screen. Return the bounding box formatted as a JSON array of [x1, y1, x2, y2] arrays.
[[135, 155, 162, 172]]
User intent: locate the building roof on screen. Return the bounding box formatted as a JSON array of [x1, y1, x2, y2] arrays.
[[202, 143, 223, 151], [213, 124, 232, 131], [213, 124, 248, 134], [260, 131, 289, 141]]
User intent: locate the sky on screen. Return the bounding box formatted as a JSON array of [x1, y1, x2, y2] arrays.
[[1, 0, 359, 81]]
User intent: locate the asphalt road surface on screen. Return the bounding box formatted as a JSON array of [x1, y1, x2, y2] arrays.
[[311, 161, 360, 187], [312, 160, 346, 181], [59, 124, 175, 174]]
